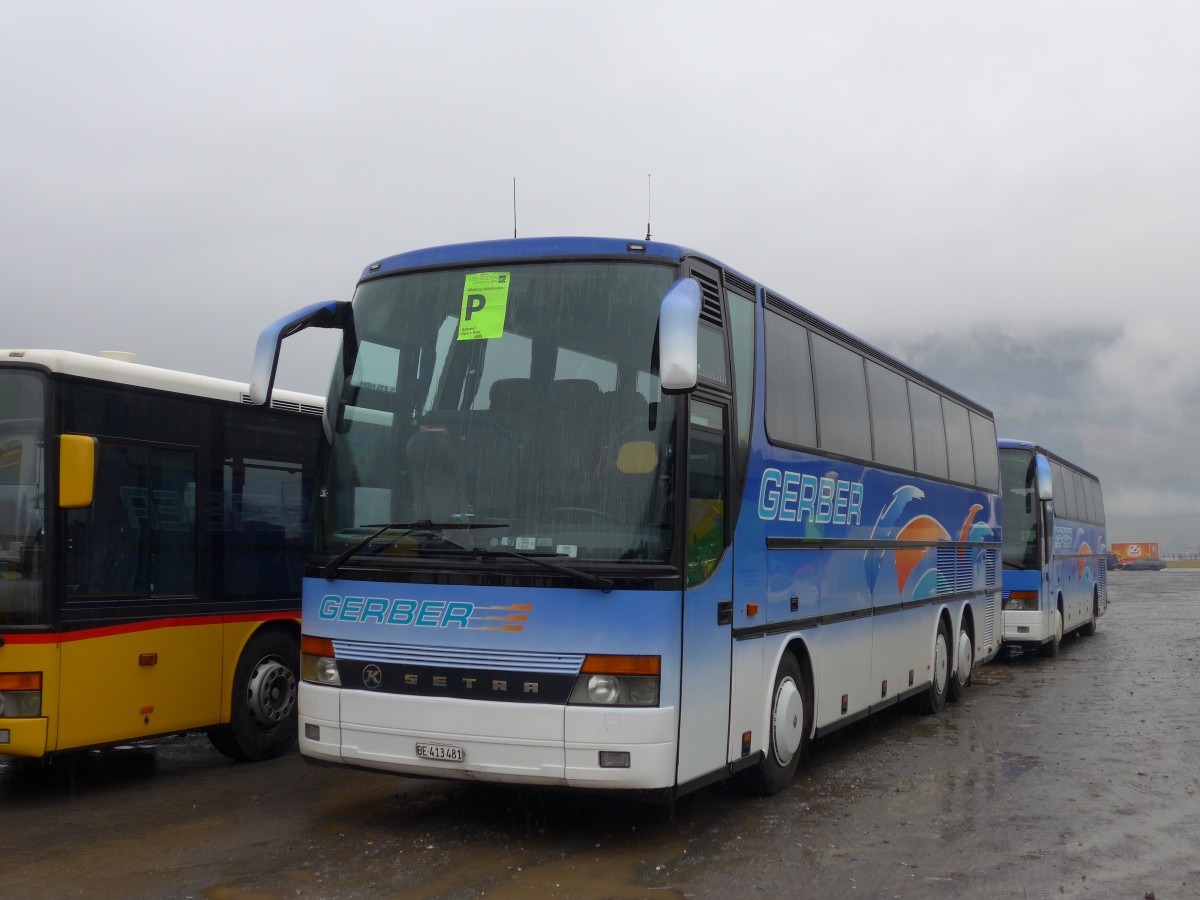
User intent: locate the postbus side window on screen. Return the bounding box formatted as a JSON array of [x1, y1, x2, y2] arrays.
[[65, 442, 197, 598], [686, 400, 727, 588], [218, 411, 319, 600]]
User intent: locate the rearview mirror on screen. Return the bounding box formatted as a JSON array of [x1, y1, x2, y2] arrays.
[[658, 278, 702, 393], [59, 434, 96, 509], [1035, 455, 1054, 502]]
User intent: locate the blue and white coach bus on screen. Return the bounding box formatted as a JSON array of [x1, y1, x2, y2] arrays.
[[998, 439, 1106, 657], [250, 237, 1002, 800]]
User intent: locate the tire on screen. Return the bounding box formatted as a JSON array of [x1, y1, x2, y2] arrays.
[[1079, 594, 1098, 637], [745, 653, 808, 796], [919, 620, 951, 714], [947, 619, 973, 703], [208, 629, 299, 762], [1040, 608, 1063, 658]]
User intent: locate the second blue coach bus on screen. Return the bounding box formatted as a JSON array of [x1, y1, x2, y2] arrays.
[[251, 237, 1002, 799], [998, 439, 1107, 656]]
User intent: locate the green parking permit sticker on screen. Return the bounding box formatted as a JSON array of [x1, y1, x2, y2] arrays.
[[458, 272, 511, 340]]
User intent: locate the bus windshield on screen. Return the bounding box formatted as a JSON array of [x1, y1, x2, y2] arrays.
[[0, 371, 47, 628], [320, 260, 680, 568], [999, 446, 1038, 569]]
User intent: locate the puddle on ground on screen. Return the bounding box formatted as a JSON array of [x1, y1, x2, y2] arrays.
[[971, 665, 1014, 685], [1000, 751, 1041, 777]]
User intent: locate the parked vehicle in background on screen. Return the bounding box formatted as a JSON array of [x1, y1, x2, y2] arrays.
[[998, 439, 1107, 656], [0, 350, 323, 761], [1121, 557, 1167, 571], [252, 236, 1003, 802], [1111, 542, 1165, 570]]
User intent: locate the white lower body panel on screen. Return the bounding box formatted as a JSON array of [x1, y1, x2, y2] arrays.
[[300, 684, 679, 790], [1002, 609, 1050, 643]]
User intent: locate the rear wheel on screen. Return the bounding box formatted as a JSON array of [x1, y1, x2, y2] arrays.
[[745, 653, 808, 795], [1079, 594, 1099, 637], [208, 630, 299, 762], [919, 621, 951, 713], [948, 620, 973, 702]]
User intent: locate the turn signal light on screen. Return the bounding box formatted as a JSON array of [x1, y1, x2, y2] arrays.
[[300, 635, 341, 686], [0, 673, 41, 691]]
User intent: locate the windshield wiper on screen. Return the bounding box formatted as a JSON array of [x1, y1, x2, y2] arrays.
[[474, 547, 614, 593], [322, 520, 508, 580]]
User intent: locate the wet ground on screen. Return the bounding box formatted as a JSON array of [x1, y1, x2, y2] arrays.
[[3, 571, 1198, 899]]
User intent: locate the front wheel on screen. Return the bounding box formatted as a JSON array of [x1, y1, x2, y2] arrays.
[[208, 630, 299, 762], [1040, 609, 1063, 658], [745, 653, 808, 795], [919, 621, 951, 714], [947, 620, 973, 702]]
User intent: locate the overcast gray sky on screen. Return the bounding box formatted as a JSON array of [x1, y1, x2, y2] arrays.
[[4, 2, 1198, 550]]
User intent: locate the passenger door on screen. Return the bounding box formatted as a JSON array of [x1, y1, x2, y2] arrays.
[[675, 397, 734, 785], [58, 440, 219, 749]]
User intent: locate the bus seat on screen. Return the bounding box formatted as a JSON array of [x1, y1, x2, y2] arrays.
[[488, 376, 540, 457], [406, 415, 522, 521], [406, 426, 465, 521], [488, 377, 536, 412], [539, 380, 603, 506], [600, 389, 650, 442]]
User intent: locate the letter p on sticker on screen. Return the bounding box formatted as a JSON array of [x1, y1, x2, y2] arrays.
[[464, 294, 486, 320]]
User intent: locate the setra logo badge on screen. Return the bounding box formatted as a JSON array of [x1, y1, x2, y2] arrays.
[[362, 664, 383, 689]]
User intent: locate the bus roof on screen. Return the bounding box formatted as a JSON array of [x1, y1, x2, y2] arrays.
[[0, 349, 323, 414], [997, 438, 1099, 482], [360, 236, 695, 280]]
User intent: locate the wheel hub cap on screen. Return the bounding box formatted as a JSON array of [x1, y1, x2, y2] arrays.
[[772, 677, 804, 766]]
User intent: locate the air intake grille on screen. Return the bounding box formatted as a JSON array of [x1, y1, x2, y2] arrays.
[[692, 269, 724, 328], [332, 640, 586, 674], [241, 394, 323, 416], [934, 545, 996, 594]]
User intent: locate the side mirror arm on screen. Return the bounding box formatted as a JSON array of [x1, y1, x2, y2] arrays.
[[249, 301, 353, 405]]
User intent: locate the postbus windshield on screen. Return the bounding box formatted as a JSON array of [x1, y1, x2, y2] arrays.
[[0, 370, 47, 627], [319, 260, 681, 569], [999, 446, 1038, 569]]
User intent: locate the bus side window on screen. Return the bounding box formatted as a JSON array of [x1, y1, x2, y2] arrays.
[[686, 401, 727, 588], [65, 442, 197, 598]]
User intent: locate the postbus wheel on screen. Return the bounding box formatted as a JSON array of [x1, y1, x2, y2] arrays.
[[744, 653, 807, 796], [947, 619, 973, 703], [919, 620, 951, 714], [208, 630, 299, 762]]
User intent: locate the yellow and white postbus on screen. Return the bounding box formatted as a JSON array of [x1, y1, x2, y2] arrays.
[[0, 349, 322, 761]]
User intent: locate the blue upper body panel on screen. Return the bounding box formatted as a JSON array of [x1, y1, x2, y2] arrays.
[[361, 237, 695, 280]]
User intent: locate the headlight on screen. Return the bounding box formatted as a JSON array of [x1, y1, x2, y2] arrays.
[[0, 691, 43, 717], [585, 674, 620, 704], [0, 673, 42, 717], [300, 636, 342, 686], [568, 655, 660, 707], [1003, 591, 1039, 611]]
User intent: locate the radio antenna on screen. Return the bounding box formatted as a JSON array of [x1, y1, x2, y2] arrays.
[[513, 177, 518, 238], [645, 173, 652, 241]]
